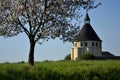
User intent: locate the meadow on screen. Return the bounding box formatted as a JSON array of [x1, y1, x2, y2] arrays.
[[0, 60, 120, 80]]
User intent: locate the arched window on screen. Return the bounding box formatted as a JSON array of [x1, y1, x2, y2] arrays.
[[96, 43, 98, 46], [92, 42, 94, 46], [81, 43, 83, 46]]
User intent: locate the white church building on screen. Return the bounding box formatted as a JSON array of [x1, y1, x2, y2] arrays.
[[71, 13, 102, 60]]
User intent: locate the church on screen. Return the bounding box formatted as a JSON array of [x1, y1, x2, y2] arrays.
[[71, 13, 102, 60], [70, 12, 119, 60]]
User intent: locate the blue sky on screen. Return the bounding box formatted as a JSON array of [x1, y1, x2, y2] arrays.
[[0, 0, 120, 63]]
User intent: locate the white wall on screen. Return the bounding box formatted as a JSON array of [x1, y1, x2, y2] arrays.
[[71, 41, 102, 60]]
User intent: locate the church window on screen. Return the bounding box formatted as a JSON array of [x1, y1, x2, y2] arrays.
[[92, 42, 94, 46], [96, 43, 98, 46], [85, 42, 87, 46], [81, 43, 83, 46]]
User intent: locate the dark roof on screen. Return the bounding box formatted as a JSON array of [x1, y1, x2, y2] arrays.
[[102, 51, 115, 57], [75, 23, 102, 41]]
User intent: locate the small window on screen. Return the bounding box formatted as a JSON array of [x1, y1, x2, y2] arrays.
[[85, 42, 87, 46], [81, 43, 83, 46], [96, 43, 98, 46], [92, 42, 94, 46]]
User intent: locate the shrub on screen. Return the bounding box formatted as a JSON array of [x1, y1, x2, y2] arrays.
[[79, 53, 94, 60], [64, 54, 71, 60]]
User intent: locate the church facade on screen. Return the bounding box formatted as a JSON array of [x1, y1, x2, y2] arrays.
[[71, 13, 102, 60]]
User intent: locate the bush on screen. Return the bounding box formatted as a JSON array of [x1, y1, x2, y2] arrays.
[[79, 53, 94, 60], [64, 54, 71, 60]]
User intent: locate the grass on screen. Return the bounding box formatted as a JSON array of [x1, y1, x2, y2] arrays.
[[0, 60, 120, 80]]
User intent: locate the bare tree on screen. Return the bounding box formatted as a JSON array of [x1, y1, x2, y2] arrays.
[[0, 0, 99, 66]]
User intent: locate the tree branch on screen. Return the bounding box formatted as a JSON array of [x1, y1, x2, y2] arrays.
[[22, 0, 32, 34], [34, 33, 42, 42], [24, 3, 32, 34], [33, 15, 43, 36], [17, 18, 30, 37], [45, 0, 47, 11]]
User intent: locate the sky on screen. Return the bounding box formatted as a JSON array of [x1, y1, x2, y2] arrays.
[[0, 0, 120, 63]]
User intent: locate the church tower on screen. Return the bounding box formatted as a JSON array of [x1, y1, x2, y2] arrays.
[[71, 13, 102, 60]]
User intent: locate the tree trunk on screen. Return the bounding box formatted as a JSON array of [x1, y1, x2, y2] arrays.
[[28, 41, 35, 66]]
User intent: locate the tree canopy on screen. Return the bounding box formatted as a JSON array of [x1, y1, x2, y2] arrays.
[[0, 0, 100, 66]]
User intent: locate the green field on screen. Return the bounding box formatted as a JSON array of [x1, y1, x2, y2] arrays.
[[0, 60, 120, 80]]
